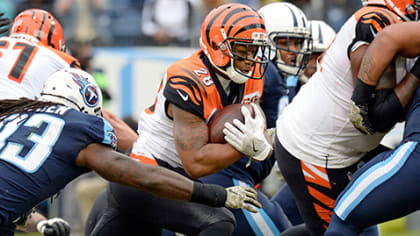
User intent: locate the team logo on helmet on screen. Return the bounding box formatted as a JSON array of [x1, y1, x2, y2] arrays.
[[70, 73, 99, 108]]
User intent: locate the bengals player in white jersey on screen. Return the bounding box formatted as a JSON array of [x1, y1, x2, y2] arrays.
[[0, 9, 80, 100], [0, 9, 80, 236], [86, 3, 272, 236], [274, 0, 420, 235]]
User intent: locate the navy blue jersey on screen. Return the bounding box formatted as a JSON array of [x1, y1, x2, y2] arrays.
[[0, 105, 116, 225], [260, 61, 288, 129]]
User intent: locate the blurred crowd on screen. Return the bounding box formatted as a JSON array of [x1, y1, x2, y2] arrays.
[[0, 0, 361, 49]]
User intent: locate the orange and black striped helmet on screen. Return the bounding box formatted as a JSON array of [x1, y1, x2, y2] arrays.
[[10, 9, 66, 51], [200, 3, 269, 83], [362, 0, 420, 21]]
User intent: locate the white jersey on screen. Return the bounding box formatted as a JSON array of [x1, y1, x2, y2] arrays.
[[276, 6, 408, 168], [0, 36, 78, 99]]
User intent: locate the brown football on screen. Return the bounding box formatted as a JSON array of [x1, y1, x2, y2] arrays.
[[207, 103, 255, 144]]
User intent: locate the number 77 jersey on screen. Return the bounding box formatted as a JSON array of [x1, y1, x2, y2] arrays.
[[0, 36, 80, 99]]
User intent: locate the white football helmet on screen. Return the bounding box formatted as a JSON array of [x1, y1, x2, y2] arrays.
[[40, 68, 102, 116], [258, 2, 312, 76], [309, 20, 336, 54], [361, 0, 420, 21]]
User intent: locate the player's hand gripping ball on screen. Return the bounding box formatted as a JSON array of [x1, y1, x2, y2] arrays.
[[207, 103, 254, 144]]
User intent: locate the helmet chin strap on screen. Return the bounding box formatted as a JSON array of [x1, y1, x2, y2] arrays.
[[206, 53, 250, 84], [226, 66, 249, 84]]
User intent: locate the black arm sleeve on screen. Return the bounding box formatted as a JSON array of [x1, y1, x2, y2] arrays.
[[369, 88, 404, 132], [190, 182, 227, 207]]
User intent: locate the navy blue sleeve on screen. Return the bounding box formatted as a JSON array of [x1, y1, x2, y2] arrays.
[[55, 110, 117, 162]]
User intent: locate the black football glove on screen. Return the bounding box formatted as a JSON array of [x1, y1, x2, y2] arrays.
[[36, 218, 71, 236], [0, 13, 11, 34], [349, 79, 376, 135]]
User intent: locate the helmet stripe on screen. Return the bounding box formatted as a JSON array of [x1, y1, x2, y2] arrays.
[[285, 4, 298, 27], [233, 23, 265, 37], [36, 11, 47, 42], [318, 23, 324, 43], [48, 20, 56, 48], [227, 15, 261, 36], [222, 8, 251, 27], [205, 6, 230, 47], [310, 21, 313, 35]]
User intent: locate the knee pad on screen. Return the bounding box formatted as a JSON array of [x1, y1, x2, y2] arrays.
[[199, 207, 236, 235]]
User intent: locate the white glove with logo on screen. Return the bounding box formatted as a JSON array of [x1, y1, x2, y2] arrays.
[[225, 186, 262, 213], [37, 217, 71, 236], [223, 103, 272, 161]]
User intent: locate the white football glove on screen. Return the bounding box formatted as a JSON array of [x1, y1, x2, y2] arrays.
[[225, 186, 262, 213], [36, 217, 71, 236], [223, 103, 272, 161]]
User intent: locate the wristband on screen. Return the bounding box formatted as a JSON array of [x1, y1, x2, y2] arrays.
[[190, 182, 227, 207], [410, 57, 420, 80], [352, 79, 376, 105]]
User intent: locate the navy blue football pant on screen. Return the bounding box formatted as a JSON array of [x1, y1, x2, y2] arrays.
[[326, 140, 420, 235], [200, 171, 292, 236], [272, 183, 304, 226]]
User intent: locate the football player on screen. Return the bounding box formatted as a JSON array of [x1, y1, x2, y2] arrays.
[[85, 3, 273, 236], [0, 68, 261, 236], [259, 2, 312, 128], [0, 8, 80, 236], [274, 0, 420, 235], [201, 2, 311, 235], [303, 20, 336, 80], [326, 21, 420, 235], [0, 9, 80, 100]]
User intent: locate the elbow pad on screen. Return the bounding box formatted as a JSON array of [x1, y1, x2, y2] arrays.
[[369, 88, 404, 133]]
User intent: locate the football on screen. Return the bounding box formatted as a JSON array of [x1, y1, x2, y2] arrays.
[[207, 103, 255, 143]]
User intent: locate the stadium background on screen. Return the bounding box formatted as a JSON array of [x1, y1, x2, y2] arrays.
[[1, 0, 419, 235]]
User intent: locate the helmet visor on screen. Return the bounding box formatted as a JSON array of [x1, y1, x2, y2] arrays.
[[223, 38, 270, 80]]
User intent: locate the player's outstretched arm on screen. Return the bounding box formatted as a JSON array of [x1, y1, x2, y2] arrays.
[[76, 143, 261, 212]]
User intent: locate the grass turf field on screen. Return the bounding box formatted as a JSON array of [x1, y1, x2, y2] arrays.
[[13, 218, 420, 236]]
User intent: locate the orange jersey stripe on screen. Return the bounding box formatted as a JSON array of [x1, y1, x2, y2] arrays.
[[129, 153, 158, 166]]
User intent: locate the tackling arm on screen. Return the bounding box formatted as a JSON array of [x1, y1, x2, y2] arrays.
[[75, 143, 261, 212], [77, 143, 194, 201]]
